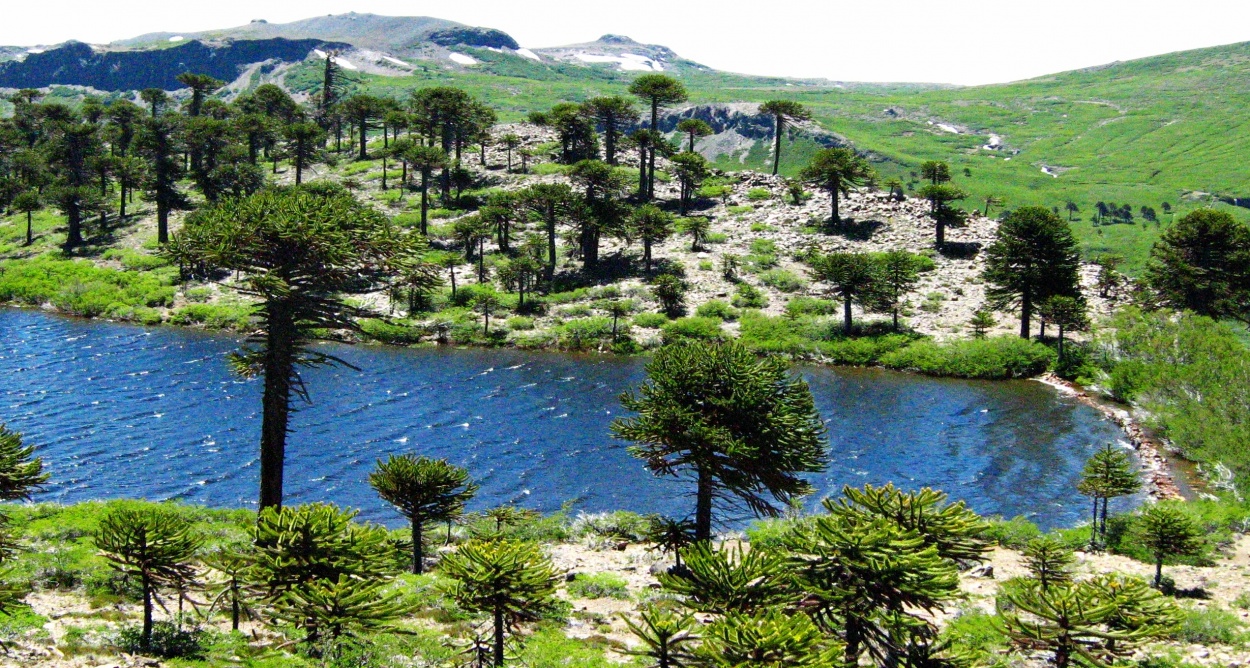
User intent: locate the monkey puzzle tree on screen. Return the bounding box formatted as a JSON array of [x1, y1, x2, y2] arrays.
[[1145, 208, 1250, 324], [624, 606, 700, 668], [1077, 444, 1140, 548], [1037, 295, 1089, 360], [0, 425, 49, 502], [808, 252, 879, 336], [568, 159, 628, 269], [1023, 535, 1075, 591], [369, 455, 478, 574], [164, 186, 423, 509], [96, 508, 202, 652], [45, 118, 101, 249], [701, 608, 842, 668], [139, 88, 168, 118], [340, 94, 387, 160], [982, 206, 1081, 339], [676, 118, 713, 153], [828, 483, 991, 565], [12, 190, 42, 246], [441, 539, 560, 667], [585, 96, 639, 165], [518, 183, 576, 282], [917, 183, 968, 247], [612, 340, 827, 541], [175, 73, 225, 118], [629, 74, 688, 198], [800, 148, 875, 226], [1137, 503, 1202, 588], [651, 273, 689, 317], [919, 160, 951, 185], [870, 250, 925, 331], [404, 144, 448, 235], [282, 122, 326, 186], [631, 204, 675, 273], [499, 133, 521, 172], [759, 100, 811, 176], [671, 151, 709, 214], [659, 541, 792, 614]]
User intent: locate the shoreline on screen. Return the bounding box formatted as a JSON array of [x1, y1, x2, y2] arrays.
[[1035, 372, 1185, 501]]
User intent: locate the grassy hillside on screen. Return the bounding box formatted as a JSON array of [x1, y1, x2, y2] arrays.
[[299, 40, 1250, 272]]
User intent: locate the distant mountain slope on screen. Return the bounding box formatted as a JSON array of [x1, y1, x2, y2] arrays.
[[0, 38, 345, 91], [117, 13, 515, 56]]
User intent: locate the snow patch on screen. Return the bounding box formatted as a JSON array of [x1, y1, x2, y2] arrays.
[[168, 36, 184, 43], [1041, 166, 1058, 178], [982, 134, 1003, 150], [936, 123, 960, 134], [312, 49, 327, 59], [382, 55, 409, 68], [449, 52, 478, 66], [574, 52, 662, 72], [516, 48, 541, 62], [26, 48, 44, 54], [335, 58, 358, 71]]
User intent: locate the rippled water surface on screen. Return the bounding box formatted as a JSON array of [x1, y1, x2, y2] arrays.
[[0, 309, 1129, 528]]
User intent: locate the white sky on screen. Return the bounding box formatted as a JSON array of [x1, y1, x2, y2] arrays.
[[4, 1, 1250, 85]]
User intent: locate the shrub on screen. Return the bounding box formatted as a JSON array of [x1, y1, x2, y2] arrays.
[[360, 319, 426, 345], [880, 336, 1056, 379], [661, 317, 726, 344], [727, 205, 754, 215], [168, 304, 253, 331], [633, 313, 669, 329], [117, 621, 203, 659], [983, 516, 1044, 549], [746, 187, 772, 201], [567, 572, 629, 600], [1174, 606, 1244, 644], [570, 511, 650, 543], [695, 300, 739, 321], [559, 317, 614, 351], [507, 316, 535, 331], [757, 269, 806, 293], [731, 283, 768, 309], [784, 297, 838, 317]]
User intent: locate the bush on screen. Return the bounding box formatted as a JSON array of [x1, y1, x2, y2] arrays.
[[661, 317, 726, 344], [360, 319, 426, 345], [168, 304, 253, 331], [757, 269, 806, 293], [695, 300, 739, 321], [731, 283, 768, 309], [1174, 606, 1244, 644], [507, 316, 535, 331], [117, 621, 204, 658], [558, 317, 613, 351], [0, 257, 176, 318], [880, 336, 1056, 379], [746, 188, 772, 201], [982, 515, 1043, 548], [448, 283, 498, 308], [785, 297, 838, 317], [941, 609, 1009, 660], [569, 511, 650, 543], [566, 573, 629, 600], [632, 313, 669, 328]]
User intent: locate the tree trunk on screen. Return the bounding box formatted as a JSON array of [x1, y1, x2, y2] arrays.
[[644, 239, 652, 272], [1090, 496, 1100, 549], [695, 466, 713, 541], [829, 178, 841, 225], [1154, 557, 1163, 587], [493, 607, 505, 667], [648, 101, 658, 199], [936, 218, 946, 248], [506, 148, 512, 173], [25, 211, 32, 246], [142, 572, 153, 650], [843, 294, 853, 336], [412, 518, 424, 574], [638, 145, 648, 198], [449, 268, 457, 299], [119, 183, 127, 219], [844, 617, 861, 668], [230, 583, 240, 630], [157, 205, 169, 244], [258, 300, 295, 510], [606, 124, 617, 165], [546, 213, 557, 283], [382, 156, 388, 191], [771, 116, 783, 176], [420, 172, 430, 236], [1019, 288, 1032, 339], [1099, 496, 1109, 542]]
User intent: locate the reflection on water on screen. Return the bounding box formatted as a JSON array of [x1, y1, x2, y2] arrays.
[[0, 309, 1131, 529]]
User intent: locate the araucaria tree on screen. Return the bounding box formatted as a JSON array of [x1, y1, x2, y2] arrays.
[[134, 116, 188, 244], [800, 148, 875, 226], [809, 252, 879, 335], [631, 204, 675, 272], [370, 455, 478, 574], [585, 96, 639, 165], [758, 100, 811, 175], [629, 74, 688, 199], [1145, 208, 1250, 324], [165, 186, 423, 509], [95, 507, 202, 651], [612, 340, 827, 540], [1077, 444, 1140, 548], [982, 206, 1081, 338], [441, 539, 560, 666], [0, 424, 49, 500], [1137, 503, 1202, 587]]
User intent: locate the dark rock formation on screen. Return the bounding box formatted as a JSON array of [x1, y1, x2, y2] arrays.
[[427, 27, 519, 50]]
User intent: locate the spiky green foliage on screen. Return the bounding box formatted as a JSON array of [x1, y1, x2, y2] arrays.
[[700, 608, 841, 667], [1145, 208, 1250, 324], [164, 185, 425, 509], [247, 503, 397, 601], [786, 511, 960, 668], [659, 541, 791, 614], [1137, 503, 1203, 587], [95, 507, 202, 651], [613, 340, 827, 540], [369, 455, 478, 574], [645, 516, 697, 569], [0, 424, 48, 502], [201, 547, 255, 631], [651, 274, 689, 318], [827, 483, 992, 565], [982, 206, 1081, 338], [271, 573, 413, 648], [1000, 577, 1178, 668], [1022, 536, 1075, 591], [799, 147, 875, 225], [808, 252, 879, 336], [759, 100, 812, 176], [441, 539, 560, 666], [624, 606, 700, 668], [480, 505, 540, 536], [1076, 444, 1140, 547]]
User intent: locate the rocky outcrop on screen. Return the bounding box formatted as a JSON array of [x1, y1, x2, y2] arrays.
[[0, 38, 347, 91], [658, 103, 848, 162], [427, 27, 520, 50]]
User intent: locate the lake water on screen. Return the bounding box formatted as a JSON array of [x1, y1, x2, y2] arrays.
[[0, 309, 1130, 529]]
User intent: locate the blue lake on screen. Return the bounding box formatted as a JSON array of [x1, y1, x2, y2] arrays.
[[0, 309, 1130, 529]]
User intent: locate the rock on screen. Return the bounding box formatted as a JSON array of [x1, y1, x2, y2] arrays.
[[968, 564, 994, 578], [565, 572, 578, 582]]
